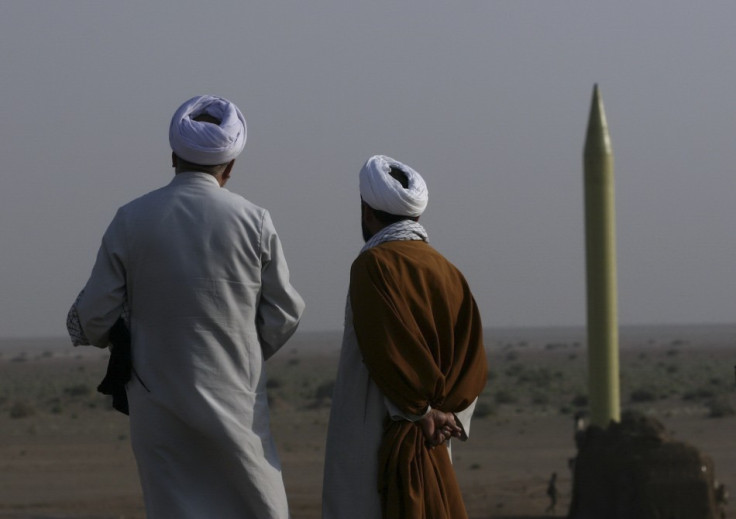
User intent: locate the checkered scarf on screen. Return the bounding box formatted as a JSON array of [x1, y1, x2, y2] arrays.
[[361, 220, 428, 253]]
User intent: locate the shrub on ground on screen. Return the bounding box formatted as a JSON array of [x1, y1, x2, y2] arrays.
[[630, 388, 658, 403], [9, 400, 35, 419], [64, 384, 92, 397], [494, 390, 517, 405], [707, 397, 735, 418], [474, 401, 495, 419], [682, 388, 716, 401], [571, 394, 588, 407], [314, 380, 335, 400]]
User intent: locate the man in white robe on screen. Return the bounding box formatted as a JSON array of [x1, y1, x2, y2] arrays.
[[322, 156, 486, 519], [68, 95, 304, 519]]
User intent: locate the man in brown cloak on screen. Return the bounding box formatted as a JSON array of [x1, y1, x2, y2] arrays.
[[322, 155, 487, 519]]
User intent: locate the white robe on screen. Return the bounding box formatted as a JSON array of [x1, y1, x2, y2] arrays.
[[321, 303, 476, 519], [75, 172, 304, 519]]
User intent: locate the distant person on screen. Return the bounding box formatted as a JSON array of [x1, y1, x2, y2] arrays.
[[322, 155, 487, 519], [715, 481, 728, 519], [66, 95, 304, 519], [546, 472, 558, 514]]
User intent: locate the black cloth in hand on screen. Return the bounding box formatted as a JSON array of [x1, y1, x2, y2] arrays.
[[97, 318, 132, 415]]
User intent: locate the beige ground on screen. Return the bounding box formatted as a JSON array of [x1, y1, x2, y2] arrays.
[[1, 325, 734, 519]]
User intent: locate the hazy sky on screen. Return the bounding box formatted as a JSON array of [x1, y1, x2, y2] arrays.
[[1, 2, 734, 338]]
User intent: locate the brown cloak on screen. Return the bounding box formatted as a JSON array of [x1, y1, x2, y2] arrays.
[[350, 240, 487, 519]]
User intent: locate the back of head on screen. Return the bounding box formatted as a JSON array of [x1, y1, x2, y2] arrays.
[[359, 155, 428, 220], [169, 95, 247, 167]]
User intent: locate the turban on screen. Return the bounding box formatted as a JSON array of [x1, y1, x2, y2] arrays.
[[169, 95, 247, 166], [359, 155, 428, 217]]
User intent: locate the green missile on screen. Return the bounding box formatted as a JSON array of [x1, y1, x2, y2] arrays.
[[583, 84, 621, 428]]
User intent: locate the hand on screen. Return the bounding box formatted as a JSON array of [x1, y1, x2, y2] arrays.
[[418, 409, 463, 448]]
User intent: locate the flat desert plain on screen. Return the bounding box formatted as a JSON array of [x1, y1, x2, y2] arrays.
[[1, 325, 734, 519]]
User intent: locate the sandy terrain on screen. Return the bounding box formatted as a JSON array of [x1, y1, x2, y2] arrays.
[[0, 325, 734, 519]]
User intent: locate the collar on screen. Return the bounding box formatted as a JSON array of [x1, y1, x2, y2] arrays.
[[170, 171, 221, 187]]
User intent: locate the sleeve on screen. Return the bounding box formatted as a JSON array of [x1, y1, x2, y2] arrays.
[[256, 210, 305, 359], [384, 396, 431, 423], [453, 397, 477, 440], [66, 291, 91, 346], [72, 211, 129, 348]]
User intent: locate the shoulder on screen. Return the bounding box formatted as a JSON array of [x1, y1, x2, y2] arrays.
[[118, 185, 165, 209], [350, 247, 394, 289], [362, 241, 470, 285], [211, 188, 270, 222], [115, 180, 184, 217], [116, 183, 271, 235], [357, 241, 450, 270], [220, 187, 264, 211], [351, 243, 401, 275], [351, 241, 436, 282]]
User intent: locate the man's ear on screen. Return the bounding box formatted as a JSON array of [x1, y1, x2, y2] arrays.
[[361, 201, 372, 222], [362, 202, 381, 229], [224, 159, 235, 179], [220, 159, 235, 186]]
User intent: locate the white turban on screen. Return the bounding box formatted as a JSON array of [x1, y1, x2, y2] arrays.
[[359, 155, 428, 217], [169, 95, 247, 165]]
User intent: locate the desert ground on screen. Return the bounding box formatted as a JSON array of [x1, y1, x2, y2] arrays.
[[1, 324, 734, 519]]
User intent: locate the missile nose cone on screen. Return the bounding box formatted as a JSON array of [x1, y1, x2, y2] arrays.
[[584, 84, 612, 157]]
